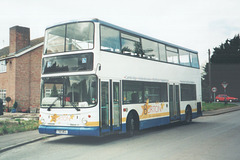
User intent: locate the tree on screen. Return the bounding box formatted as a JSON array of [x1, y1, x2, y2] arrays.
[[202, 34, 240, 102], [211, 34, 240, 63], [202, 63, 211, 102], [50, 84, 58, 97]]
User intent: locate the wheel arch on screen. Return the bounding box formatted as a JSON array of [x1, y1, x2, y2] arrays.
[[185, 104, 192, 114]]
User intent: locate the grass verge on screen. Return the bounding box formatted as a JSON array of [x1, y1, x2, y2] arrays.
[[0, 119, 39, 135], [202, 102, 237, 111]]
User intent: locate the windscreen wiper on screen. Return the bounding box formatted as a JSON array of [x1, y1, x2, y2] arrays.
[[70, 102, 80, 111], [47, 96, 60, 111]]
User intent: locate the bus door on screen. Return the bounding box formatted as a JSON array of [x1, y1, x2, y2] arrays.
[[100, 80, 121, 135], [169, 83, 180, 121], [111, 80, 121, 131]]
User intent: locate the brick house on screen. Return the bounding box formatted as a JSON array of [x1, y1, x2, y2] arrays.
[[0, 26, 43, 112]]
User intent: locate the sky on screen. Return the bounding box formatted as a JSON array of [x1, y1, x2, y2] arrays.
[[0, 0, 240, 67]]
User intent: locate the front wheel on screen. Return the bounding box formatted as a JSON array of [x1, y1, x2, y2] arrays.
[[126, 114, 138, 137]]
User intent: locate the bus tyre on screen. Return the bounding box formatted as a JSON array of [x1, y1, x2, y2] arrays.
[[127, 114, 138, 137], [185, 107, 192, 124]]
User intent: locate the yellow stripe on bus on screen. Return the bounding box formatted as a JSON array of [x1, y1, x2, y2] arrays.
[[85, 108, 198, 127], [180, 110, 185, 114], [192, 108, 198, 112], [181, 108, 198, 114], [122, 117, 127, 123], [85, 121, 99, 126]]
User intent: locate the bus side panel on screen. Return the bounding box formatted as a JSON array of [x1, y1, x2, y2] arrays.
[[180, 101, 202, 121], [139, 117, 170, 130]]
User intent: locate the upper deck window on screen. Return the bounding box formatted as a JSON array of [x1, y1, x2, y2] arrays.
[[44, 22, 94, 54], [142, 38, 159, 61], [42, 53, 93, 74], [159, 43, 167, 62], [179, 49, 190, 66], [166, 46, 179, 64], [99, 23, 199, 68], [100, 26, 121, 53], [121, 33, 144, 57], [190, 53, 199, 68]]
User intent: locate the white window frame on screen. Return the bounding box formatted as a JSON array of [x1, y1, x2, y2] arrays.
[[0, 60, 7, 73], [0, 89, 6, 103], [45, 89, 52, 97]]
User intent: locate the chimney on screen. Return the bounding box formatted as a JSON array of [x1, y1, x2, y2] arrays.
[[9, 26, 30, 54]]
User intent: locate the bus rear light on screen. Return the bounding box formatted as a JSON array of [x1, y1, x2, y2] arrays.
[[39, 114, 41, 118], [123, 108, 128, 112], [88, 115, 91, 118]]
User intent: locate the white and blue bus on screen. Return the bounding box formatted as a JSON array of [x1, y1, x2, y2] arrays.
[[39, 19, 202, 136]]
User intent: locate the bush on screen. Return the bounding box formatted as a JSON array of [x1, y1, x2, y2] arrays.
[[13, 101, 18, 109], [0, 119, 39, 135]]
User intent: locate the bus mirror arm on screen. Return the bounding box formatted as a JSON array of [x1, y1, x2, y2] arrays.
[[95, 63, 101, 74]]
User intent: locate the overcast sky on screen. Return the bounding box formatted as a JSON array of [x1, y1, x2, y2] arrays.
[[1, 0, 240, 67]]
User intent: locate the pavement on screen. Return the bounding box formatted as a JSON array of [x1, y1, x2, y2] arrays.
[[202, 104, 240, 116], [1, 104, 240, 153]]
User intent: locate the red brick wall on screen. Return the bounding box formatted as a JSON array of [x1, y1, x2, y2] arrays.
[[15, 46, 43, 110], [9, 26, 30, 54], [0, 58, 16, 107], [0, 46, 43, 111], [29, 46, 43, 108], [15, 53, 31, 109], [0, 25, 43, 111]]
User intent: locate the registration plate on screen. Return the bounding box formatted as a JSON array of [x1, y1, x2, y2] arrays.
[[56, 130, 68, 134]]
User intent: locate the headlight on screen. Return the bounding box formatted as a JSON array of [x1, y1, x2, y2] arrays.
[[82, 118, 87, 124]]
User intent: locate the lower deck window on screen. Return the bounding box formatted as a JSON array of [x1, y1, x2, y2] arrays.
[[181, 84, 196, 101], [123, 81, 168, 104], [41, 75, 97, 108]]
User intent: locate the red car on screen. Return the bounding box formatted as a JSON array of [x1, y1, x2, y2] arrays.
[[215, 94, 238, 102]]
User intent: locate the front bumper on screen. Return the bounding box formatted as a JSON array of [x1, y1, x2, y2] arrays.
[[39, 125, 100, 136]]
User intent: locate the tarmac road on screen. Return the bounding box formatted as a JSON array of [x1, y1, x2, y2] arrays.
[[1, 109, 240, 160]]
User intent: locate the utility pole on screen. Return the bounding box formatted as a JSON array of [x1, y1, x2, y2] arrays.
[[208, 49, 212, 102]]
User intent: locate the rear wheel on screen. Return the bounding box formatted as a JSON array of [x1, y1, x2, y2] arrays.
[[185, 107, 192, 124]]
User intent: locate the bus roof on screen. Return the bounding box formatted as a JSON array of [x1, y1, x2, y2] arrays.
[[46, 18, 198, 54]]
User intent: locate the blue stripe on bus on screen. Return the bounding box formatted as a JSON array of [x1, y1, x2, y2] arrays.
[[39, 113, 201, 137], [139, 117, 170, 130], [39, 125, 100, 136], [192, 112, 201, 119], [181, 112, 201, 121], [138, 112, 201, 130]]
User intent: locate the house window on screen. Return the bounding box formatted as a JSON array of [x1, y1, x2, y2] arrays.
[[45, 89, 52, 97], [0, 89, 6, 103], [0, 60, 6, 73], [45, 89, 63, 97]]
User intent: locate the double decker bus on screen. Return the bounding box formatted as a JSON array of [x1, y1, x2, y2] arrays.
[[39, 19, 202, 136]]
